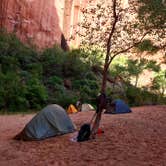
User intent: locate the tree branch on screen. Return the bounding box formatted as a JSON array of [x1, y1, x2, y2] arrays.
[[102, 0, 118, 93], [106, 0, 118, 56], [108, 31, 150, 66]]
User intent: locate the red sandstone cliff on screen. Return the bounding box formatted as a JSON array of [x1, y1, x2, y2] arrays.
[[0, 0, 88, 49], [0, 0, 65, 49]]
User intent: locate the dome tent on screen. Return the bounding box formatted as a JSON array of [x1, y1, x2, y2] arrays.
[[14, 104, 76, 141], [105, 99, 132, 114], [67, 104, 78, 114], [81, 103, 95, 112]]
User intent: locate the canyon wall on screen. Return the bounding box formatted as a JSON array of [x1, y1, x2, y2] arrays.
[[0, 0, 88, 49], [0, 0, 130, 49]]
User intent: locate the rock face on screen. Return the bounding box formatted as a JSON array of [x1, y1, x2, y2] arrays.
[[0, 0, 88, 49], [0, 0, 64, 49], [0, 0, 130, 49]]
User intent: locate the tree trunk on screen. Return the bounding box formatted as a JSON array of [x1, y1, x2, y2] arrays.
[[90, 61, 109, 138], [90, 0, 118, 139]]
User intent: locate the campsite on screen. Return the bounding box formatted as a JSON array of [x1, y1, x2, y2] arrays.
[[0, 0, 166, 165], [0, 105, 166, 166]]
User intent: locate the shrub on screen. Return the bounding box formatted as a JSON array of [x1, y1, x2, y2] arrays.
[[72, 79, 100, 102], [151, 70, 166, 96], [0, 30, 46, 112], [0, 71, 28, 112], [25, 77, 48, 109], [41, 45, 66, 77], [53, 91, 78, 109], [62, 49, 90, 79]]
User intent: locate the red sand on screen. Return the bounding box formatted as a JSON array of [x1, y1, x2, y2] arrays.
[[0, 105, 166, 166]]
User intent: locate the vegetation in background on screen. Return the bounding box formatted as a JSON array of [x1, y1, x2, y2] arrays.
[[0, 30, 100, 112], [0, 29, 48, 112], [0, 29, 165, 113], [109, 56, 165, 106], [150, 70, 166, 97]]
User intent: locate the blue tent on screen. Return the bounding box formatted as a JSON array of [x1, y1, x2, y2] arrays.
[[105, 99, 132, 114]]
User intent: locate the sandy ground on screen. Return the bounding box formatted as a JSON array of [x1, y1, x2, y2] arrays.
[[0, 105, 166, 166]]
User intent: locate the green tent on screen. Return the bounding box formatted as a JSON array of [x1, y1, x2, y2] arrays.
[[14, 104, 76, 141]]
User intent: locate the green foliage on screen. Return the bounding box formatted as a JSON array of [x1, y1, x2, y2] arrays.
[[0, 30, 38, 72], [145, 60, 160, 72], [0, 31, 47, 112], [41, 47, 90, 79], [138, 0, 166, 30], [137, 40, 159, 52], [0, 30, 165, 113], [110, 56, 127, 77], [40, 46, 98, 107], [125, 84, 164, 106], [110, 56, 161, 87], [151, 70, 166, 96], [41, 45, 65, 77], [72, 78, 100, 102], [25, 77, 48, 109], [125, 85, 142, 106], [48, 75, 63, 86], [62, 49, 90, 78], [79, 46, 104, 67], [52, 91, 78, 109], [127, 59, 146, 75], [108, 56, 166, 105], [0, 71, 28, 111]]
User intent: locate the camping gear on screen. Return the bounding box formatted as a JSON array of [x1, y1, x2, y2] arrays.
[[77, 112, 100, 142], [105, 99, 132, 114], [67, 104, 78, 114], [14, 104, 76, 141], [77, 113, 105, 142], [77, 123, 91, 142], [97, 128, 104, 135]]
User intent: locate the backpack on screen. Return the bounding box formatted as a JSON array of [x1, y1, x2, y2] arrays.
[[77, 123, 91, 142]]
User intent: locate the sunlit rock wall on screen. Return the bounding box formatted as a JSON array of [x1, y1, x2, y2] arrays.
[[0, 0, 130, 49], [0, 0, 64, 49]]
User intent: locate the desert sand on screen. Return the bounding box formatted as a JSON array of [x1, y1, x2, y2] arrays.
[[0, 105, 166, 166]]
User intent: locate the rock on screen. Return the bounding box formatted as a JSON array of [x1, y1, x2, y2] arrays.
[[0, 0, 89, 49]]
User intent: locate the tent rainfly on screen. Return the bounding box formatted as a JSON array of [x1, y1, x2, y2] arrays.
[[14, 104, 76, 141], [105, 99, 132, 114]]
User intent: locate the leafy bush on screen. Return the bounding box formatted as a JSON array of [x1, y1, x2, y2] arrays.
[[62, 49, 90, 78], [25, 77, 48, 109], [48, 75, 63, 86], [79, 46, 104, 67], [53, 91, 78, 109], [151, 70, 166, 96], [0, 30, 47, 112], [72, 79, 100, 102], [41, 45, 65, 77], [0, 71, 28, 112]]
